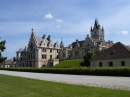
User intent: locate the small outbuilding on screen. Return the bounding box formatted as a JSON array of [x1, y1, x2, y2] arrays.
[[0, 59, 16, 68], [90, 42, 130, 67]]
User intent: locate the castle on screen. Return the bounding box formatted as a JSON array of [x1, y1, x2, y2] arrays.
[[16, 19, 113, 68]]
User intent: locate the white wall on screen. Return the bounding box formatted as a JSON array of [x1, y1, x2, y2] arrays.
[[91, 58, 130, 67]]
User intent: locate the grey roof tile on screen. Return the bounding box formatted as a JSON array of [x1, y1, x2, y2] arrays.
[[91, 42, 130, 60]]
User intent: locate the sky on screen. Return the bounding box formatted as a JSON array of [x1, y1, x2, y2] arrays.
[[0, 0, 130, 59]]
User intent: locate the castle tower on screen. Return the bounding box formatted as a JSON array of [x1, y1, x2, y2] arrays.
[[90, 19, 104, 41]]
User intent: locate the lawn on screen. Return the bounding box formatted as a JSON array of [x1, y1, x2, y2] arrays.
[[0, 74, 130, 97], [55, 59, 83, 68]]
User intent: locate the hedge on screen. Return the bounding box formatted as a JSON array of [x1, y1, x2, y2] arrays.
[[0, 67, 130, 77]]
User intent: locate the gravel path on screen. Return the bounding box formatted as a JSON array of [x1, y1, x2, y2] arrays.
[[0, 70, 130, 90]]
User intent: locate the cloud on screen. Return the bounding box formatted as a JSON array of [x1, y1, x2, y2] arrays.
[[44, 13, 53, 19], [56, 19, 63, 23], [121, 31, 128, 35], [57, 25, 61, 29]]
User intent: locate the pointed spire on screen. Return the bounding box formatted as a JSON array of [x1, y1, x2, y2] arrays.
[[32, 28, 34, 32], [61, 38, 63, 45], [60, 38, 64, 48], [95, 18, 99, 24], [94, 18, 99, 29], [47, 35, 51, 41], [102, 26, 104, 32], [42, 34, 46, 39], [31, 28, 35, 37], [25, 46, 27, 51], [90, 26, 93, 32]]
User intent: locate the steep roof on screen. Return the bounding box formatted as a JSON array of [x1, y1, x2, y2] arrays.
[[91, 42, 130, 60], [16, 48, 24, 53], [2, 59, 16, 65], [35, 36, 43, 46], [94, 19, 99, 28], [71, 40, 84, 48]]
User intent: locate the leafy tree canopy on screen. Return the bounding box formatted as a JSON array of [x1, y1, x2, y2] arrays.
[[84, 50, 103, 66], [13, 57, 16, 61], [0, 38, 7, 63]]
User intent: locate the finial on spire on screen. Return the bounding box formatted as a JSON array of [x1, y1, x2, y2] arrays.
[[61, 38, 63, 44], [31, 28, 35, 37], [94, 18, 100, 29], [32, 28, 34, 32], [60, 38, 64, 48]]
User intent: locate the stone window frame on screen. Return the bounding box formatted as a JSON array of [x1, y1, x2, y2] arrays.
[[42, 54, 46, 59], [42, 48, 46, 52]]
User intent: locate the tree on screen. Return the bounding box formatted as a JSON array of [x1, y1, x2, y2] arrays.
[[84, 50, 102, 66], [0, 38, 7, 63], [13, 57, 16, 61]]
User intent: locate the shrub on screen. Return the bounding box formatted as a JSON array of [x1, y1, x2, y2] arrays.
[[0, 67, 130, 77]]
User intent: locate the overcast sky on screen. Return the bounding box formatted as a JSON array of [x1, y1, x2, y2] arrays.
[[0, 0, 130, 59]]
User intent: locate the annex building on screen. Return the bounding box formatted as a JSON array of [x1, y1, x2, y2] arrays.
[[16, 19, 114, 68], [90, 42, 130, 67]]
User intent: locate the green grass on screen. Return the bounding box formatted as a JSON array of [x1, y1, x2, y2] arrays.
[[55, 59, 83, 68], [0, 74, 130, 97]]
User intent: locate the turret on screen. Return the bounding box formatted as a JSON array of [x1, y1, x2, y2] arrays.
[[91, 19, 104, 40], [42, 34, 46, 39], [94, 19, 99, 29], [76, 39, 80, 47], [60, 38, 64, 48], [47, 35, 51, 41], [24, 46, 27, 51], [102, 26, 104, 32], [90, 26, 93, 32], [31, 29, 35, 37]]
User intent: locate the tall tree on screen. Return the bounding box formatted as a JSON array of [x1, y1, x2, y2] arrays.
[[13, 57, 16, 61], [84, 50, 102, 66], [0, 37, 7, 63]]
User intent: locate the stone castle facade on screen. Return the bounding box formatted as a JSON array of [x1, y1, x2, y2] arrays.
[[16, 19, 113, 68]]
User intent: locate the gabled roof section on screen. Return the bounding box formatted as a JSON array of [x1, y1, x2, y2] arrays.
[[40, 35, 48, 47], [91, 42, 130, 60], [35, 36, 43, 46], [71, 40, 84, 48], [29, 29, 44, 47], [2, 59, 16, 65], [47, 40, 53, 47], [54, 41, 60, 48], [16, 48, 24, 53]]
